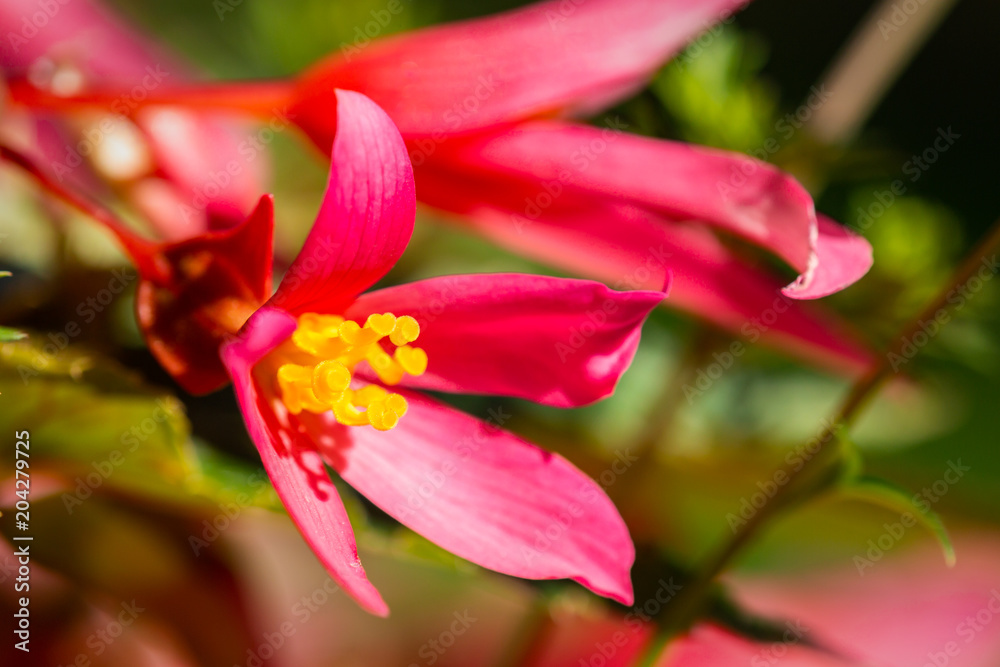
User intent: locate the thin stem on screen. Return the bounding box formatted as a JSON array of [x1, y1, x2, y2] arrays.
[[626, 326, 725, 475], [665, 214, 1000, 630], [0, 144, 169, 283], [7, 78, 295, 120], [807, 0, 960, 145]]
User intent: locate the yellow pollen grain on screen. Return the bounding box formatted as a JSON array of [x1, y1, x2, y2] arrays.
[[275, 312, 427, 431]]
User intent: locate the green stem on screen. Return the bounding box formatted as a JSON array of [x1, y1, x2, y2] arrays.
[[664, 215, 1000, 631]]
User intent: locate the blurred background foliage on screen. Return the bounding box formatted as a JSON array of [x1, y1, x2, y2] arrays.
[[1, 0, 1000, 665]]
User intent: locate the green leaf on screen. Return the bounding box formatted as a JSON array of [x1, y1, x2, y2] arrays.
[[837, 475, 956, 566], [0, 326, 26, 342], [0, 337, 277, 513]]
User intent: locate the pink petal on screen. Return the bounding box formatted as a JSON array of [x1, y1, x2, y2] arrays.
[[299, 390, 635, 604], [137, 194, 275, 394], [0, 0, 268, 238], [656, 624, 852, 667], [344, 273, 666, 407], [219, 306, 389, 616], [428, 121, 872, 298], [290, 0, 751, 142], [136, 107, 272, 237], [270, 89, 415, 315], [416, 164, 875, 377], [0, 0, 176, 78], [521, 610, 654, 667], [782, 215, 874, 299], [730, 533, 1000, 667]]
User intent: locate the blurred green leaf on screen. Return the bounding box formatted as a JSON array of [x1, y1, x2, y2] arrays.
[[0, 337, 277, 513], [654, 26, 777, 153], [0, 326, 26, 342], [834, 475, 955, 567]]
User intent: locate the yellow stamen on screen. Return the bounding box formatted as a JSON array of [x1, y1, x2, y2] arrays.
[[275, 312, 426, 431]]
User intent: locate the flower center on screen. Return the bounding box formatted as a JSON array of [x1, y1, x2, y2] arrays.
[[276, 312, 427, 431]]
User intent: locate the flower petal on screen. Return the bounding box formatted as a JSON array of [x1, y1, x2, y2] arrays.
[[0, 0, 269, 238], [344, 273, 665, 407], [137, 195, 274, 394], [299, 390, 635, 605], [270, 89, 415, 315], [416, 164, 875, 377], [290, 0, 751, 142], [781, 215, 874, 299], [219, 306, 389, 616], [428, 121, 872, 297], [656, 624, 852, 667]]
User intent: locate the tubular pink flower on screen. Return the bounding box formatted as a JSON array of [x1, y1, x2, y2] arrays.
[[217, 90, 662, 613]]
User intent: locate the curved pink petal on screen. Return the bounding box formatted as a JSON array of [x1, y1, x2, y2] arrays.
[[299, 390, 635, 605], [416, 164, 875, 378], [428, 121, 872, 298], [290, 0, 751, 142], [344, 273, 666, 407], [782, 215, 874, 299], [219, 306, 388, 616], [270, 89, 415, 315]]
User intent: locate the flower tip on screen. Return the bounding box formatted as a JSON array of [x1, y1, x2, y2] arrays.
[[579, 571, 635, 607], [367, 598, 391, 618]]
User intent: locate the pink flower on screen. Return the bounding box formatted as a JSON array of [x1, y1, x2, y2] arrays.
[[7, 0, 876, 376], [217, 90, 664, 614], [0, 0, 268, 239], [285, 0, 876, 375]]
